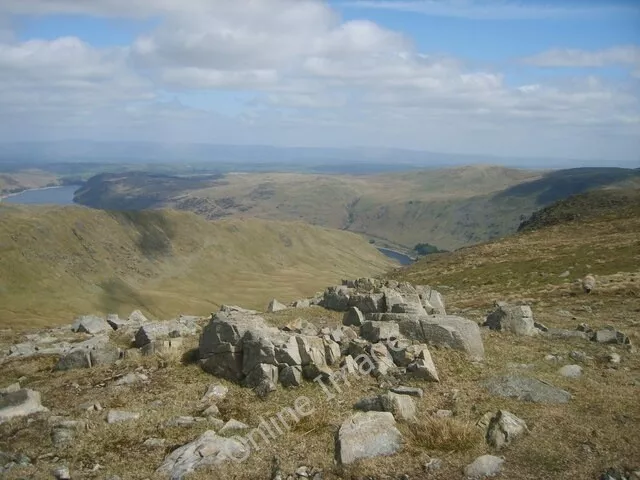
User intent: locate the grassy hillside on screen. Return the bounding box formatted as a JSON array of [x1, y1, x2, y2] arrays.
[[74, 166, 640, 251], [0, 205, 391, 328], [386, 188, 640, 479]]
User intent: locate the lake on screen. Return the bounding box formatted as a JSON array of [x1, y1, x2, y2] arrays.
[[377, 247, 414, 265], [2, 185, 81, 205]]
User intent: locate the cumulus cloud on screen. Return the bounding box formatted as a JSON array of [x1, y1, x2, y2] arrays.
[[344, 0, 638, 20], [0, 0, 637, 160]]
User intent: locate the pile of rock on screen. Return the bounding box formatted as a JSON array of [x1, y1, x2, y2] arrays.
[[198, 279, 484, 393]]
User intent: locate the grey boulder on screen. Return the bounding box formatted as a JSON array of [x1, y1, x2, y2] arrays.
[[0, 389, 48, 423], [485, 410, 528, 449], [72, 315, 110, 335], [464, 455, 504, 479], [484, 303, 539, 336], [156, 430, 247, 479]]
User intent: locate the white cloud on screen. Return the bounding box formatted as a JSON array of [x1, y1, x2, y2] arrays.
[[344, 0, 638, 20], [0, 0, 637, 161], [522, 46, 640, 68]]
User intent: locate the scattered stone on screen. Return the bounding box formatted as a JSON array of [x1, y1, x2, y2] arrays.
[[369, 342, 395, 376], [144, 438, 167, 448], [558, 364, 583, 378], [594, 327, 630, 345], [391, 386, 424, 398], [77, 401, 102, 412], [218, 419, 250, 435], [128, 310, 149, 324], [134, 320, 197, 348], [51, 427, 75, 447], [106, 410, 140, 424], [342, 307, 364, 327], [323, 339, 341, 366], [336, 411, 403, 465], [52, 466, 71, 480], [483, 375, 571, 403], [484, 303, 538, 336], [0, 389, 48, 423], [486, 410, 528, 449], [267, 299, 288, 313], [202, 404, 220, 418], [282, 318, 317, 336], [292, 299, 310, 309], [406, 346, 439, 382], [424, 457, 443, 473], [341, 356, 359, 375], [155, 430, 247, 478], [165, 416, 206, 427], [140, 338, 184, 356], [415, 285, 446, 314], [582, 274, 596, 293], [72, 315, 110, 335], [354, 396, 383, 412], [202, 383, 229, 403], [114, 372, 148, 386], [55, 349, 91, 371], [607, 353, 622, 364], [435, 409, 453, 418], [569, 351, 591, 363], [559, 270, 570, 278], [323, 285, 351, 311], [0, 382, 20, 394], [464, 455, 504, 479]]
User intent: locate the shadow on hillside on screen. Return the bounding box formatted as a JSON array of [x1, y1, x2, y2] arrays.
[[98, 278, 152, 315], [110, 210, 176, 258]]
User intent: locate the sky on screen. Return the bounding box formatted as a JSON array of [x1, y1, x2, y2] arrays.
[[0, 0, 639, 163]]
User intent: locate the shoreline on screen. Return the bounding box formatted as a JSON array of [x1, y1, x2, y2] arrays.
[[0, 185, 77, 202]]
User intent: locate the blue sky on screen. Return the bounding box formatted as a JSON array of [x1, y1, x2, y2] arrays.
[[0, 0, 638, 163]]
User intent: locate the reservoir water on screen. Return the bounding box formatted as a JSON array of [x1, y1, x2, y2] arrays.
[[2, 185, 80, 205], [377, 247, 414, 265]]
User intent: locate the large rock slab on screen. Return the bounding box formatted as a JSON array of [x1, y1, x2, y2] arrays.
[[55, 336, 120, 371], [337, 411, 403, 465], [347, 293, 385, 314], [156, 430, 247, 479], [343, 307, 365, 327], [72, 315, 111, 335], [374, 314, 484, 361], [0, 389, 48, 423], [484, 303, 538, 336], [483, 375, 572, 403]]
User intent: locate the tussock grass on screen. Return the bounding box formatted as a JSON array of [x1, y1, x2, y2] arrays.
[[404, 416, 481, 453]]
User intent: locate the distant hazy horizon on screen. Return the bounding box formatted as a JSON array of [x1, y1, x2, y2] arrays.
[[0, 140, 637, 170]]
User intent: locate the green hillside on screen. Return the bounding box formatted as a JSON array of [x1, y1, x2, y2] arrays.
[[0, 205, 391, 328]]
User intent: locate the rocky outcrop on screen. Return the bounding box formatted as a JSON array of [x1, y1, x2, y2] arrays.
[[336, 411, 403, 465]]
